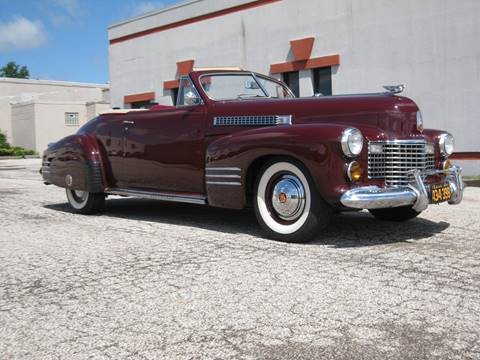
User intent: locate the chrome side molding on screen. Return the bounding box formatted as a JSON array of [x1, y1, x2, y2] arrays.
[[205, 181, 242, 186], [205, 166, 242, 186], [106, 188, 207, 205]]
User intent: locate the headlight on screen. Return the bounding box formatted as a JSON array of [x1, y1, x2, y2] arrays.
[[416, 111, 424, 132], [439, 133, 454, 156], [341, 128, 363, 157]]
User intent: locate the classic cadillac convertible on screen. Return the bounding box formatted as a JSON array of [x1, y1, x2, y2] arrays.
[[41, 69, 464, 242]]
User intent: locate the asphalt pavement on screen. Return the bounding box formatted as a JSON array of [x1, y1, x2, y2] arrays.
[[1, 159, 479, 359]]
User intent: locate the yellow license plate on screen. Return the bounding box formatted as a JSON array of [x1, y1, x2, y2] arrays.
[[430, 183, 452, 203]]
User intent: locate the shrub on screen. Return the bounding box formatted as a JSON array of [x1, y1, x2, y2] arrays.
[[0, 147, 36, 157], [0, 148, 15, 156], [0, 130, 10, 149], [0, 129, 36, 157], [11, 147, 36, 156]]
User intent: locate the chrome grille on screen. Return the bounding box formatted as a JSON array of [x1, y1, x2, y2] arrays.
[[368, 140, 435, 186], [213, 115, 291, 126]]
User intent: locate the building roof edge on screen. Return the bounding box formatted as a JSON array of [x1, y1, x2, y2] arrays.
[[108, 0, 204, 29], [0, 77, 109, 89]]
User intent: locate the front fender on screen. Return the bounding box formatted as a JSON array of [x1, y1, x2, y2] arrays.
[[205, 124, 355, 209], [422, 128, 451, 165], [42, 134, 105, 192]]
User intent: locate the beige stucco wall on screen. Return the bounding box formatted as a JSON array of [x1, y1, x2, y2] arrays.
[[0, 77, 109, 145], [86, 101, 111, 121], [10, 99, 113, 154], [0, 100, 12, 142], [0, 78, 107, 103], [11, 102, 36, 150], [34, 102, 88, 153]]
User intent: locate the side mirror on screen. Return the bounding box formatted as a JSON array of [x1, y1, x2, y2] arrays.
[[184, 90, 200, 106]]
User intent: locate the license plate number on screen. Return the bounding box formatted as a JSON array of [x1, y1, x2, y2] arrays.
[[430, 183, 452, 203]]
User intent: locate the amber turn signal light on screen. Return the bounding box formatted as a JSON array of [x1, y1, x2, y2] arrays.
[[347, 161, 363, 182], [443, 159, 452, 175]]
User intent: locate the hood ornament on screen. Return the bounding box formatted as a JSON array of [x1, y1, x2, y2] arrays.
[[383, 84, 405, 94]]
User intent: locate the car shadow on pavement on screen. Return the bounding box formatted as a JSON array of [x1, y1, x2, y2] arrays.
[[313, 211, 450, 248], [45, 198, 450, 247]]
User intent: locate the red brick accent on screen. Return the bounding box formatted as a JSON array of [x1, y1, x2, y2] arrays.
[[290, 37, 315, 61], [270, 54, 340, 74], [177, 60, 195, 76], [451, 152, 480, 160], [163, 80, 180, 90], [124, 91, 155, 104]]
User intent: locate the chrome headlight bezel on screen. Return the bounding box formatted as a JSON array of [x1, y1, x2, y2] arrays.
[[341, 128, 363, 158], [439, 133, 454, 157], [416, 111, 424, 132]]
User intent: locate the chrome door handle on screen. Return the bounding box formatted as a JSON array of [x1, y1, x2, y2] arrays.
[[123, 120, 135, 125]]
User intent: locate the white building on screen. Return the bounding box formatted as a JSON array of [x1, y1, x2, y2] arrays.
[[108, 0, 480, 174], [0, 78, 110, 153]]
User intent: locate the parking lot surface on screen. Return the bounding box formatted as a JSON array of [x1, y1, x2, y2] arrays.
[[1, 159, 479, 359]]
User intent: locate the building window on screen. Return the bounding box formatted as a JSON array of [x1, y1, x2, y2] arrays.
[[130, 101, 155, 109], [65, 112, 79, 126], [171, 88, 179, 105], [282, 71, 300, 97], [313, 67, 332, 96]]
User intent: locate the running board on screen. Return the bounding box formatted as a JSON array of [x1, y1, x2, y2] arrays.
[[106, 188, 207, 205]]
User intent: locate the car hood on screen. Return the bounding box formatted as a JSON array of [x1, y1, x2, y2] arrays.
[[211, 94, 421, 139]]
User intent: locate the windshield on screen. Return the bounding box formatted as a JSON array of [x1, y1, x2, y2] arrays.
[[199, 73, 295, 101]]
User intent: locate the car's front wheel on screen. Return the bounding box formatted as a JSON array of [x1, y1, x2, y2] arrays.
[[254, 159, 331, 243], [66, 189, 105, 214]]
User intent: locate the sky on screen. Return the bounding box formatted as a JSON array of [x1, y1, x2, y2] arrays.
[[0, 0, 183, 84]]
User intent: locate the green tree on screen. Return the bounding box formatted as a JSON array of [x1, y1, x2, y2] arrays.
[[0, 61, 30, 79]]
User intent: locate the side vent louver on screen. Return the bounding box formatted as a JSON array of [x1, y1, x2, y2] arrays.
[[213, 115, 292, 126]]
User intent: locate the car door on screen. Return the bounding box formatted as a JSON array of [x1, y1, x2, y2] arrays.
[[122, 78, 206, 194]]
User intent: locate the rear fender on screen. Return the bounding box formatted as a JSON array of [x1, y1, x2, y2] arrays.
[[42, 134, 106, 192], [205, 124, 353, 209]]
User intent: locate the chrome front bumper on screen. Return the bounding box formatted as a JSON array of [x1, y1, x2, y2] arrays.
[[340, 166, 465, 212]]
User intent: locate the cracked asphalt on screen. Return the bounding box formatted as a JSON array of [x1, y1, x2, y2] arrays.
[[0, 159, 479, 359]]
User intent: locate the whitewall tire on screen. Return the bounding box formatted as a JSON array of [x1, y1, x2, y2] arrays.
[[66, 189, 105, 214], [254, 158, 332, 243]]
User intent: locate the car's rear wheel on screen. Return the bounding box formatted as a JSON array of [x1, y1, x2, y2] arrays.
[[369, 206, 421, 221], [254, 158, 332, 243], [66, 189, 105, 214]]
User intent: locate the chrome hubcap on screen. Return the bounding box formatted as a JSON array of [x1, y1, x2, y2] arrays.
[[271, 175, 306, 221], [72, 190, 87, 203]]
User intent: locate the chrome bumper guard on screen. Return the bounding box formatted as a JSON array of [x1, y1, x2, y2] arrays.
[[340, 165, 465, 212]]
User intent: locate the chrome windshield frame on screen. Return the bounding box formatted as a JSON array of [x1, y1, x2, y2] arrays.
[[197, 71, 295, 101], [176, 74, 204, 107]]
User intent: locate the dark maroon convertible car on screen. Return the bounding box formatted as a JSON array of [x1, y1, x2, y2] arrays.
[[41, 69, 464, 242]]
